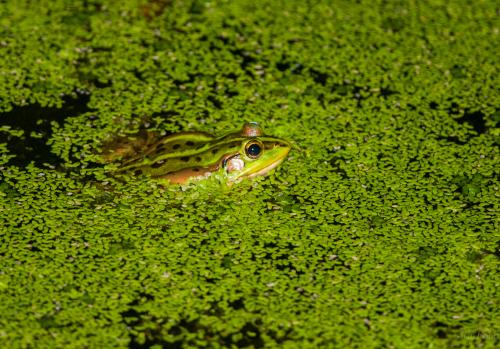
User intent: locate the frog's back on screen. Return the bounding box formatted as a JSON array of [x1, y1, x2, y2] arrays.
[[127, 136, 250, 177], [106, 130, 238, 178]]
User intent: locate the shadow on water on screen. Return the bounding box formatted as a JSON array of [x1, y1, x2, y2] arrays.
[[456, 110, 486, 135], [0, 93, 91, 168]]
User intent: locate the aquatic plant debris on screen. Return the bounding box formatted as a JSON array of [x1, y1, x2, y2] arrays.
[[0, 0, 499, 348]]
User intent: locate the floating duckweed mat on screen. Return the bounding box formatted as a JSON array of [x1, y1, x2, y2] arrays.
[[0, 0, 499, 348]]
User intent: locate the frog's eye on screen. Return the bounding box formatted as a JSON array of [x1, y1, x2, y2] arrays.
[[245, 140, 263, 159]]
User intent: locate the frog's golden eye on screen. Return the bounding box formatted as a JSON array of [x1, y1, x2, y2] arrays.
[[245, 140, 264, 159]]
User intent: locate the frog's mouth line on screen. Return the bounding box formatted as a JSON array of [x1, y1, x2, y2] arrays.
[[247, 156, 286, 178]]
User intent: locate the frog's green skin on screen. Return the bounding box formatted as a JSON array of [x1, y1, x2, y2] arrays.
[[104, 122, 291, 184]]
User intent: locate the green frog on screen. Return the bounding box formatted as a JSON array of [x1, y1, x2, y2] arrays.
[[103, 122, 291, 185]]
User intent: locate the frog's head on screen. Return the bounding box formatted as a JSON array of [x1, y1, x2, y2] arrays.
[[221, 122, 291, 182]]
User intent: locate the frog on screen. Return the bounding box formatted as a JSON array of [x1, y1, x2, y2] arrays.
[[102, 122, 291, 185]]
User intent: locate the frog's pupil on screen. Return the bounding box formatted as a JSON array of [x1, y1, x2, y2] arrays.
[[247, 143, 261, 157]]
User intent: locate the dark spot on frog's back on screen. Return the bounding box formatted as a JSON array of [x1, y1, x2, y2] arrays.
[[172, 144, 180, 150], [211, 148, 218, 154], [134, 169, 142, 176], [151, 160, 165, 168], [186, 141, 194, 146], [180, 156, 190, 162], [155, 144, 166, 152], [195, 156, 202, 162]]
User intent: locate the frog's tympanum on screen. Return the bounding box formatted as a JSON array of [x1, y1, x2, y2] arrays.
[[103, 122, 291, 185]]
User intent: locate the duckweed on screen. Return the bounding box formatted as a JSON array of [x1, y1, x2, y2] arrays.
[[0, 0, 499, 348]]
